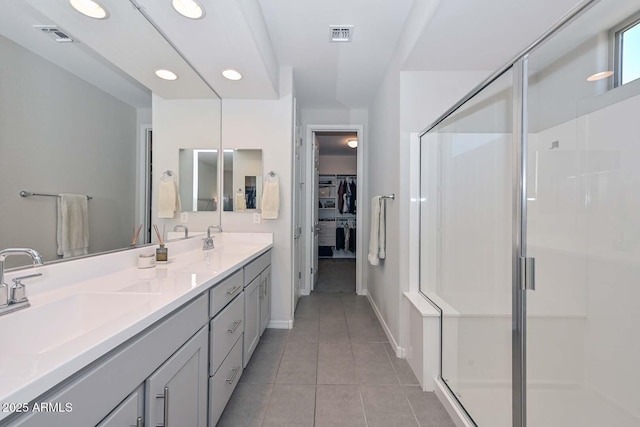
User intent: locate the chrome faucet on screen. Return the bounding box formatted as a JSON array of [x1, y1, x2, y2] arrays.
[[0, 248, 43, 316], [173, 225, 189, 238], [207, 225, 223, 238]]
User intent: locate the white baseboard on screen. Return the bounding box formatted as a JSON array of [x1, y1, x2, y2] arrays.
[[366, 293, 405, 358], [268, 320, 293, 329], [434, 378, 474, 427]]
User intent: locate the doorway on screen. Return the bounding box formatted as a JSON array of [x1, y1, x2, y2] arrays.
[[304, 125, 365, 296]]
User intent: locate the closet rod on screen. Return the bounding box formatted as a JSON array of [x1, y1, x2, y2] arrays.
[[20, 191, 92, 200]]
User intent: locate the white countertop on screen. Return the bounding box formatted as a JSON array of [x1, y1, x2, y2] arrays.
[[0, 233, 272, 420]]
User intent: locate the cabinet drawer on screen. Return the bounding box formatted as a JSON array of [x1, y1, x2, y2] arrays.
[[243, 250, 271, 286], [210, 292, 244, 375], [209, 269, 244, 317], [209, 335, 243, 427]]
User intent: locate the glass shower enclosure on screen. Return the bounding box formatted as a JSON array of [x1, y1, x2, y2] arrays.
[[419, 0, 640, 426]]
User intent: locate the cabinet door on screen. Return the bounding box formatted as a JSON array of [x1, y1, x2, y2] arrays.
[[259, 266, 271, 336], [145, 326, 208, 427], [96, 385, 144, 427], [243, 276, 260, 367]]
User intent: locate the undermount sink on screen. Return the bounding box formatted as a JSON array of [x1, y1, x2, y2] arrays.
[[0, 292, 155, 377]]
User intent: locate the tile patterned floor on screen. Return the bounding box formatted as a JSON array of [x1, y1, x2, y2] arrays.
[[217, 293, 456, 426]]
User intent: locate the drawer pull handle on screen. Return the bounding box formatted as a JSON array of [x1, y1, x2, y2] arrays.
[[226, 284, 242, 296], [227, 320, 242, 333], [226, 366, 240, 384], [137, 416, 143, 427], [156, 386, 169, 427]]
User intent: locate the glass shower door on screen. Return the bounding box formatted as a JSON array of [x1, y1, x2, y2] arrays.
[[526, 0, 640, 425], [420, 69, 515, 426]]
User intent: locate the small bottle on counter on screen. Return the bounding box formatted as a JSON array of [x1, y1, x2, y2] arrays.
[[156, 244, 168, 262]]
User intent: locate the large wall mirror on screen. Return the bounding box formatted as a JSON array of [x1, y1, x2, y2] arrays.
[[223, 149, 263, 212], [0, 0, 221, 268]]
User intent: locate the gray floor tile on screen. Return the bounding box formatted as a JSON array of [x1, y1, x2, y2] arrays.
[[217, 383, 272, 427], [276, 341, 318, 384], [261, 328, 289, 342], [385, 343, 420, 385], [404, 386, 457, 427], [317, 342, 357, 384], [275, 357, 317, 384], [319, 315, 350, 343], [347, 316, 388, 343], [295, 298, 321, 318], [315, 385, 366, 427], [352, 342, 399, 384], [240, 340, 284, 384], [361, 385, 420, 427], [282, 341, 318, 359], [262, 384, 316, 427], [288, 317, 319, 341]]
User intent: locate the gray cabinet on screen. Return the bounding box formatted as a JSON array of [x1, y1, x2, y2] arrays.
[[259, 265, 271, 336], [145, 326, 208, 427], [96, 385, 144, 427], [243, 275, 261, 366]]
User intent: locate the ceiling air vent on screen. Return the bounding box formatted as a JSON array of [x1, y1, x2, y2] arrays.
[[33, 25, 75, 43], [329, 25, 353, 43]]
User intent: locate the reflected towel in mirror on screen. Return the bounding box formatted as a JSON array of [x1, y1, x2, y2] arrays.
[[57, 194, 89, 258], [261, 174, 280, 220], [158, 180, 181, 218]]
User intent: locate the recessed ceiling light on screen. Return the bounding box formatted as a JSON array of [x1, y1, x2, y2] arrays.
[[69, 0, 109, 19], [222, 69, 243, 81], [347, 139, 358, 149], [587, 71, 614, 81], [172, 0, 205, 19], [155, 69, 178, 81]]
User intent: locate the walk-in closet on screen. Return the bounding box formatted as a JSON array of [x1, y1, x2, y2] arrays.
[[315, 131, 358, 293]]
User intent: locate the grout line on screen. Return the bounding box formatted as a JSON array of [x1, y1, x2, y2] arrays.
[[403, 386, 423, 427]]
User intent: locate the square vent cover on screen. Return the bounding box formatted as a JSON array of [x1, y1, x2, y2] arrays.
[[329, 25, 353, 43], [33, 25, 75, 43]]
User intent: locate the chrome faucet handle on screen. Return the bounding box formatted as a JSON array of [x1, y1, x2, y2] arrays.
[[0, 284, 7, 307], [10, 273, 42, 304], [203, 236, 215, 250]]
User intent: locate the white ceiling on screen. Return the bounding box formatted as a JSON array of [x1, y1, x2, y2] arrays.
[[2, 0, 612, 113], [403, 0, 584, 71], [258, 0, 414, 109]]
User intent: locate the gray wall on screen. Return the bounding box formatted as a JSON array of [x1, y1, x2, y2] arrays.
[[0, 36, 137, 265]]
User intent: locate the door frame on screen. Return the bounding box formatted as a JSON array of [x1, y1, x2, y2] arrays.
[[303, 124, 365, 296], [136, 124, 153, 244]]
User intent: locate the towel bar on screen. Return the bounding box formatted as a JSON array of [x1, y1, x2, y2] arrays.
[[20, 191, 92, 200]]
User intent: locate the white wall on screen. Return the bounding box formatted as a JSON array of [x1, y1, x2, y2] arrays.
[[318, 155, 357, 175], [152, 95, 222, 233], [221, 67, 295, 328], [0, 36, 139, 266]]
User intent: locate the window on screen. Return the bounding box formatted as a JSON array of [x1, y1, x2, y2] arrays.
[[613, 17, 640, 86]]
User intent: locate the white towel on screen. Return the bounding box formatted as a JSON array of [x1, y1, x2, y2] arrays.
[[235, 192, 246, 211], [158, 180, 181, 218], [57, 194, 89, 258], [368, 196, 385, 266], [261, 176, 280, 220]]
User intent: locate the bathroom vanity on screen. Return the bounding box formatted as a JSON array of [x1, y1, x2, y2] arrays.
[[0, 233, 272, 427]]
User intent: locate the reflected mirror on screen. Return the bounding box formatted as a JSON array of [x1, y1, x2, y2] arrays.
[[179, 149, 219, 212], [223, 150, 263, 212], [0, 0, 221, 268]]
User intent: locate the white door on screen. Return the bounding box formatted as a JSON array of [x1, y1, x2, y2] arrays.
[[311, 137, 320, 291], [293, 120, 303, 309]]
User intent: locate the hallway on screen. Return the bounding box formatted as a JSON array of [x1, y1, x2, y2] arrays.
[[218, 291, 456, 426]]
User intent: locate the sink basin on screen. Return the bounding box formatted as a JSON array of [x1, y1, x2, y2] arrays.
[[0, 292, 155, 378]]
